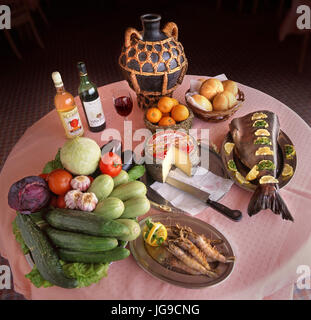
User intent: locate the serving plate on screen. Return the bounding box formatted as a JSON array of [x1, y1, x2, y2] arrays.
[[220, 130, 297, 192], [129, 213, 235, 289]]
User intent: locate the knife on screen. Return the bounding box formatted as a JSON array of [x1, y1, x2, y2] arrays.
[[165, 176, 242, 222]]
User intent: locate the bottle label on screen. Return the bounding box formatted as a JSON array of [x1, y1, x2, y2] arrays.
[[83, 97, 105, 128], [58, 106, 84, 137]]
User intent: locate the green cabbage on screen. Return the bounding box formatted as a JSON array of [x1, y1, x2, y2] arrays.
[[60, 137, 101, 175]]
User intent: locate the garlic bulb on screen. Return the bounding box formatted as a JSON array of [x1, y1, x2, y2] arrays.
[[64, 190, 82, 209], [77, 192, 98, 212], [70, 176, 91, 192]]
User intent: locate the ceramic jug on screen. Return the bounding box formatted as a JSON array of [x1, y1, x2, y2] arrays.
[[119, 14, 188, 109]]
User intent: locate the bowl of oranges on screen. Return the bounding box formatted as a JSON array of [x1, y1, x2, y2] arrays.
[[144, 96, 194, 133]]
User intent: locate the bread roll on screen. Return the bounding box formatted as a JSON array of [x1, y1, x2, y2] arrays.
[[213, 91, 237, 111], [191, 94, 213, 111], [222, 80, 238, 96], [199, 78, 224, 100]]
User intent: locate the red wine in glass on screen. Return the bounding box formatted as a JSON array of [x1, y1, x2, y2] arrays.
[[114, 96, 133, 118]]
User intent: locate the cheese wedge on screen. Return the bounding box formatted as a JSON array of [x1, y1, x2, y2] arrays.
[[145, 130, 200, 182]]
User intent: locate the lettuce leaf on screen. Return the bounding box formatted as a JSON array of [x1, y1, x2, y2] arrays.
[[42, 148, 63, 174], [61, 261, 109, 288], [12, 218, 29, 255], [25, 266, 53, 288]]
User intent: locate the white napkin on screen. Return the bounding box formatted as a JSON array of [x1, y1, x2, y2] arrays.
[[151, 167, 234, 216]]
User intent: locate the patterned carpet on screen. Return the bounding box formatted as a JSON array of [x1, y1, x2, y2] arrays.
[[0, 0, 310, 300]]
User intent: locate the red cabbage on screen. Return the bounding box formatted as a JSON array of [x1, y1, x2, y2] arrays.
[[8, 176, 51, 214]]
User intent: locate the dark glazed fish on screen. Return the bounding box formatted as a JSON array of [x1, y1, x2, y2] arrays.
[[229, 110, 294, 221]]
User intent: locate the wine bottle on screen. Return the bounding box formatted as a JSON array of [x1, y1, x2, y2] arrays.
[[77, 62, 106, 132], [52, 71, 84, 138]]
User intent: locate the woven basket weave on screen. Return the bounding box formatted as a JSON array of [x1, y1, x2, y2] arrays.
[[185, 89, 245, 122]]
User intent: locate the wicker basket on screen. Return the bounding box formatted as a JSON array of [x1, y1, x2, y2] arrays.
[[144, 105, 194, 133], [185, 89, 245, 122]]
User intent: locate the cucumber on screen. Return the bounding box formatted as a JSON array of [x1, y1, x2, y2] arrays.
[[119, 197, 150, 219], [16, 213, 77, 289], [45, 208, 129, 237], [115, 219, 141, 241], [88, 174, 114, 201], [113, 170, 129, 187], [110, 181, 147, 201], [94, 197, 124, 220], [58, 247, 130, 263], [45, 227, 118, 252]]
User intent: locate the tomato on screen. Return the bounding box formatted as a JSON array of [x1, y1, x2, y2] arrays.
[[39, 173, 49, 181], [50, 195, 58, 207], [88, 176, 94, 183], [56, 195, 67, 208], [48, 169, 72, 195], [99, 152, 122, 177]]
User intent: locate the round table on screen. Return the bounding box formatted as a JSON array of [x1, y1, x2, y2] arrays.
[[1, 75, 311, 300]]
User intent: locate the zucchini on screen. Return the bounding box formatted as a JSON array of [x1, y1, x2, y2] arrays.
[[88, 174, 114, 201], [45, 208, 129, 237], [113, 170, 129, 187], [45, 227, 118, 252], [110, 181, 147, 201], [94, 197, 124, 220], [58, 247, 130, 263], [16, 213, 77, 289], [115, 219, 141, 241], [119, 197, 150, 219]]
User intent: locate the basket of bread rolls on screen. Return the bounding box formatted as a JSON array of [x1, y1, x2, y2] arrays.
[[185, 78, 245, 122], [144, 96, 194, 133]]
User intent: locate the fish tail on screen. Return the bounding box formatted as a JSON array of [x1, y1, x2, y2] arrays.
[[248, 184, 294, 221]]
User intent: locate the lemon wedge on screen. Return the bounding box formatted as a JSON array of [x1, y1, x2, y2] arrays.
[[253, 120, 268, 128], [227, 160, 237, 172], [235, 172, 250, 184], [251, 112, 268, 120], [144, 222, 167, 247], [282, 164, 293, 177], [224, 142, 235, 155], [246, 165, 259, 181], [259, 175, 279, 184], [254, 129, 270, 136], [255, 147, 274, 156], [284, 144, 296, 159]]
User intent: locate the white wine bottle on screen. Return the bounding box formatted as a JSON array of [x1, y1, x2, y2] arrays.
[[77, 62, 106, 132]]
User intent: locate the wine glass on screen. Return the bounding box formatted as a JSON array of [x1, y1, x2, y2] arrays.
[[112, 88, 134, 121]]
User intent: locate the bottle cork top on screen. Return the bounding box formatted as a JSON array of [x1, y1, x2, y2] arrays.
[[52, 71, 63, 87]]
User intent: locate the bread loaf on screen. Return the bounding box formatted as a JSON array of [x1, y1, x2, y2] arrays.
[[199, 78, 224, 100], [213, 91, 237, 111]]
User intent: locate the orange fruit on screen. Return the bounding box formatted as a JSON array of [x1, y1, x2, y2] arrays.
[[146, 107, 162, 123], [171, 104, 189, 122], [158, 116, 176, 127], [171, 98, 179, 106], [158, 97, 176, 113], [162, 112, 170, 117]]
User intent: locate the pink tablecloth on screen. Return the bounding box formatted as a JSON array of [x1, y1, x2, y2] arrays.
[[1, 75, 311, 300]]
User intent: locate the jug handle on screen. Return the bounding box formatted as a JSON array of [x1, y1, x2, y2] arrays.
[[162, 22, 178, 41], [125, 28, 142, 48]]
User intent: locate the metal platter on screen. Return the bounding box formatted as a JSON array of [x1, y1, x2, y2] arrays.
[[129, 213, 235, 289], [220, 130, 297, 192]]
